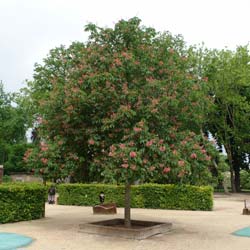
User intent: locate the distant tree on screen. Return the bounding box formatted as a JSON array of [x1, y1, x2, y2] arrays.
[[202, 46, 250, 192], [25, 18, 217, 227], [0, 81, 28, 172]]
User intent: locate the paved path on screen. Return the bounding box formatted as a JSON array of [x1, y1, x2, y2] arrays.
[[1, 193, 250, 250]]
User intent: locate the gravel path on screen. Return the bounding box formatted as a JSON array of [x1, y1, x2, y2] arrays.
[[1, 193, 250, 250]]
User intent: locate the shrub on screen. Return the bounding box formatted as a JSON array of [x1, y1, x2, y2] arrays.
[[0, 183, 46, 223], [2, 175, 12, 183], [240, 170, 250, 190], [58, 183, 213, 211]]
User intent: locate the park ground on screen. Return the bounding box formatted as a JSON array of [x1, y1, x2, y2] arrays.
[[1, 193, 250, 250]]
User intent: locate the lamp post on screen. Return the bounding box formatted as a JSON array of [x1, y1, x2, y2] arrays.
[[0, 165, 3, 184]]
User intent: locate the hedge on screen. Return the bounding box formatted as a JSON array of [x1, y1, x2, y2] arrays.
[[0, 183, 47, 223], [58, 183, 213, 211]]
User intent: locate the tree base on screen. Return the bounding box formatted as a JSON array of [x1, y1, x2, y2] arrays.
[[79, 218, 172, 239]]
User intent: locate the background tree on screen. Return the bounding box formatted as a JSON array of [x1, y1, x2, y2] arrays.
[[25, 18, 217, 226], [202, 46, 250, 192], [0, 81, 29, 173]]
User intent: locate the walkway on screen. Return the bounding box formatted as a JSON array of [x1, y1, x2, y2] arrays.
[[1, 193, 250, 250]]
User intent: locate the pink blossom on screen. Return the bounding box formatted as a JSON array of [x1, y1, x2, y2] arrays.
[[159, 146, 166, 152], [130, 151, 137, 158], [41, 158, 48, 165], [146, 140, 153, 147], [173, 149, 178, 155], [110, 145, 116, 152], [108, 152, 115, 157], [88, 139, 95, 145], [121, 163, 129, 169], [119, 144, 126, 149], [133, 127, 142, 132], [190, 153, 197, 159], [114, 58, 122, 66], [201, 149, 206, 154], [178, 160, 185, 167], [205, 155, 211, 161], [178, 170, 185, 177], [163, 167, 171, 173], [159, 139, 164, 145]]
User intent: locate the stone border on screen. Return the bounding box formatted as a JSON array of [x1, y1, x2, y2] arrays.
[[79, 218, 172, 239]]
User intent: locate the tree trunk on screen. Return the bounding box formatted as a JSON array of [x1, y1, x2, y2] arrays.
[[234, 165, 241, 192], [229, 166, 236, 192], [124, 182, 131, 228], [225, 145, 236, 192]]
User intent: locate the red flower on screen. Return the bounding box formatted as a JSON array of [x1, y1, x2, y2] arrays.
[[190, 153, 197, 159], [121, 163, 129, 168], [163, 167, 171, 173], [133, 127, 142, 132], [41, 158, 48, 165], [119, 144, 126, 149], [130, 151, 137, 158], [88, 139, 95, 145], [146, 140, 153, 147]]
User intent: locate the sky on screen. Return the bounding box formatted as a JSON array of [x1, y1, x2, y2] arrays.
[[1, 0, 250, 93]]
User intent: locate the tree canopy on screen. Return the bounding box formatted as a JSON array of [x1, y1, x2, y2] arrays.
[[202, 46, 250, 191], [25, 17, 216, 186]]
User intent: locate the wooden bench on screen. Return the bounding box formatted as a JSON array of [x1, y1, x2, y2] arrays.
[[93, 203, 117, 214]]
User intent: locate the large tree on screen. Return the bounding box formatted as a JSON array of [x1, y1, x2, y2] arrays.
[[202, 46, 250, 192], [0, 82, 28, 172], [25, 18, 217, 226]]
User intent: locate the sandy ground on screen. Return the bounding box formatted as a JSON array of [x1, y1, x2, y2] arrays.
[[1, 193, 250, 250]]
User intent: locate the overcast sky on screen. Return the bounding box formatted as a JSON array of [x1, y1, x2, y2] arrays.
[[1, 0, 250, 93]]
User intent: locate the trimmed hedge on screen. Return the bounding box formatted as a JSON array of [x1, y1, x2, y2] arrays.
[[0, 183, 47, 223], [58, 184, 213, 211]]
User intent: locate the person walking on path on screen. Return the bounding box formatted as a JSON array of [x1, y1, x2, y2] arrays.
[[48, 185, 56, 204]]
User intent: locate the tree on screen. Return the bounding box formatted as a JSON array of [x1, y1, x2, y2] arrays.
[[26, 17, 216, 227], [0, 82, 28, 171], [202, 46, 250, 192]]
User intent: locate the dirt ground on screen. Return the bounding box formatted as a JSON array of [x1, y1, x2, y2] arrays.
[[1, 193, 250, 250]]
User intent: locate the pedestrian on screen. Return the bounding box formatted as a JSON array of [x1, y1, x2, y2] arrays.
[[48, 185, 56, 204]]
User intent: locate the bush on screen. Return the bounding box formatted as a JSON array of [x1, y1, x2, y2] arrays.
[[0, 183, 46, 223], [58, 183, 213, 211], [240, 170, 250, 190], [2, 175, 12, 183]]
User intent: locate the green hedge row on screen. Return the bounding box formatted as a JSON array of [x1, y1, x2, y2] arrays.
[[58, 184, 213, 211], [0, 183, 47, 223]]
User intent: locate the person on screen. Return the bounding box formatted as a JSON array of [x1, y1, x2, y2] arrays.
[[48, 185, 56, 204], [99, 191, 105, 204]]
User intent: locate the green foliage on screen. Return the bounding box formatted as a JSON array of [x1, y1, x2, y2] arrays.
[[0, 183, 46, 223], [0, 82, 29, 176], [58, 183, 213, 211], [2, 175, 12, 183], [25, 17, 216, 185], [202, 46, 250, 191], [240, 170, 250, 190], [4, 143, 31, 174]]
